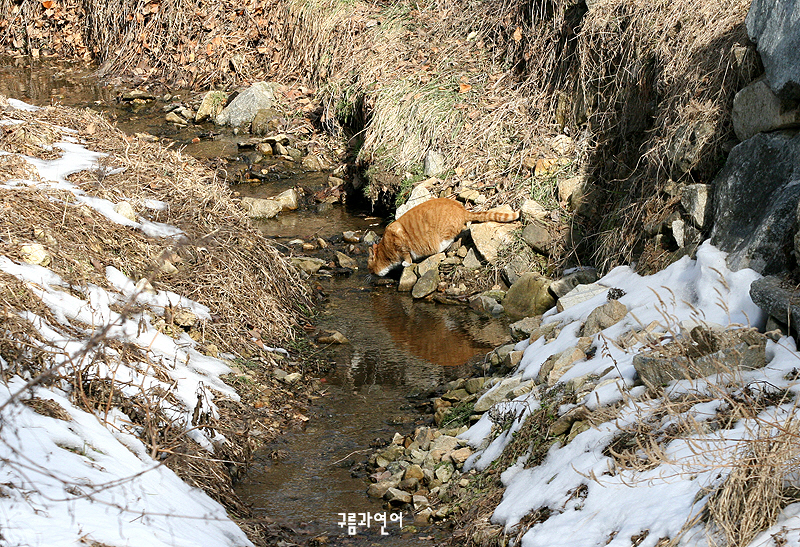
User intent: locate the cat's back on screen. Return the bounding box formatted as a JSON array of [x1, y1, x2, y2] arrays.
[[395, 198, 467, 255]]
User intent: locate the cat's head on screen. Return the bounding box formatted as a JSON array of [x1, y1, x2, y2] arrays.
[[367, 242, 391, 277]]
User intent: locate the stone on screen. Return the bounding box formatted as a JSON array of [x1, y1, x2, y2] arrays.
[[423, 150, 446, 177], [550, 405, 590, 437], [549, 268, 599, 299], [510, 316, 542, 340], [441, 389, 470, 403], [746, 0, 800, 100], [750, 276, 800, 330], [290, 257, 326, 275], [474, 377, 522, 413], [582, 300, 628, 337], [413, 494, 430, 510], [551, 134, 575, 156], [710, 131, 800, 275], [464, 377, 486, 394], [417, 253, 444, 277], [458, 188, 482, 202], [195, 90, 228, 122], [165, 111, 187, 125], [469, 295, 500, 316], [216, 82, 279, 127], [240, 197, 281, 219], [502, 254, 530, 286], [520, 199, 549, 222], [317, 330, 349, 344], [398, 266, 417, 292], [363, 230, 380, 245], [368, 480, 398, 499], [462, 248, 482, 270], [412, 269, 440, 299], [539, 346, 586, 386], [434, 462, 455, 483], [415, 507, 434, 525], [250, 107, 280, 135], [732, 79, 800, 141], [383, 487, 412, 507], [470, 222, 518, 263], [274, 188, 299, 211], [282, 372, 302, 384], [529, 321, 559, 343], [633, 327, 767, 388], [396, 183, 434, 219], [503, 273, 555, 320], [522, 222, 552, 255], [302, 154, 324, 171], [335, 251, 357, 270], [404, 464, 425, 481], [430, 435, 461, 453], [342, 231, 360, 243], [20, 243, 50, 266], [680, 184, 712, 229], [113, 201, 137, 222], [557, 175, 587, 211], [557, 283, 609, 312]]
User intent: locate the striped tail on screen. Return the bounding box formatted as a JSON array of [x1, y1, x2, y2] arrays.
[[465, 207, 520, 223]]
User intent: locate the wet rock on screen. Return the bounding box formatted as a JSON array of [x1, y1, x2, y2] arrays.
[[470, 222, 517, 263], [240, 197, 282, 219], [195, 90, 228, 122], [412, 269, 440, 299], [121, 89, 155, 102], [549, 269, 599, 299], [274, 188, 299, 211], [216, 81, 279, 127], [165, 111, 187, 125], [302, 154, 324, 171], [290, 256, 326, 275], [582, 300, 628, 337], [250, 107, 281, 135], [503, 273, 555, 320], [363, 231, 380, 245], [557, 283, 608, 312], [398, 266, 417, 292], [317, 330, 349, 344], [469, 295, 502, 316], [113, 201, 137, 222], [20, 243, 51, 266], [342, 231, 360, 243], [335, 251, 357, 270]]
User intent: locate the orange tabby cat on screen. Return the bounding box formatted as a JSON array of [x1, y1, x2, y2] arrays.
[[368, 198, 520, 276]]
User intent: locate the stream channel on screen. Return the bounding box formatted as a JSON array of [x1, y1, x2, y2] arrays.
[[5, 58, 511, 546]]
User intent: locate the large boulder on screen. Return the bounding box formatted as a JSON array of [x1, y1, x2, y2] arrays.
[[732, 79, 800, 141], [216, 82, 279, 127], [503, 273, 555, 320], [709, 131, 800, 274], [746, 0, 800, 100]]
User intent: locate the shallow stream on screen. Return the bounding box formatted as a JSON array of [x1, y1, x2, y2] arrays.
[[5, 57, 510, 545]]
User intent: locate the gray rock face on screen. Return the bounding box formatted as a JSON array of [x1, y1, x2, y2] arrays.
[[680, 184, 712, 229], [522, 222, 551, 255], [750, 275, 800, 328], [733, 79, 800, 141], [423, 150, 446, 176], [549, 268, 598, 299], [470, 222, 517, 263], [746, 0, 800, 100], [710, 131, 800, 274], [216, 82, 279, 127]]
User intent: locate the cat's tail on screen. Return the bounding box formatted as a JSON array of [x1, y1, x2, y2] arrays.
[[465, 206, 520, 223]]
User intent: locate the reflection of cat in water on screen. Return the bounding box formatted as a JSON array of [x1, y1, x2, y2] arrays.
[[368, 198, 520, 276]]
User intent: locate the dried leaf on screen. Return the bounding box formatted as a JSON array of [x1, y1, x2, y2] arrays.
[[458, 83, 472, 94], [513, 26, 522, 43], [41, 0, 53, 8]]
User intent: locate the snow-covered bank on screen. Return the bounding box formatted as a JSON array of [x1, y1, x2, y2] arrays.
[[0, 98, 296, 546], [459, 244, 800, 547]]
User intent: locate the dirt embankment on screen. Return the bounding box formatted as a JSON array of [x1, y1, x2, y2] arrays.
[[1, 0, 760, 273]]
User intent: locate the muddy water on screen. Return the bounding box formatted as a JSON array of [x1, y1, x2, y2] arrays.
[[4, 58, 511, 545]]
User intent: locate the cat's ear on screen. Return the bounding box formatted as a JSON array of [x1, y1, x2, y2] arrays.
[[368, 244, 375, 259]]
